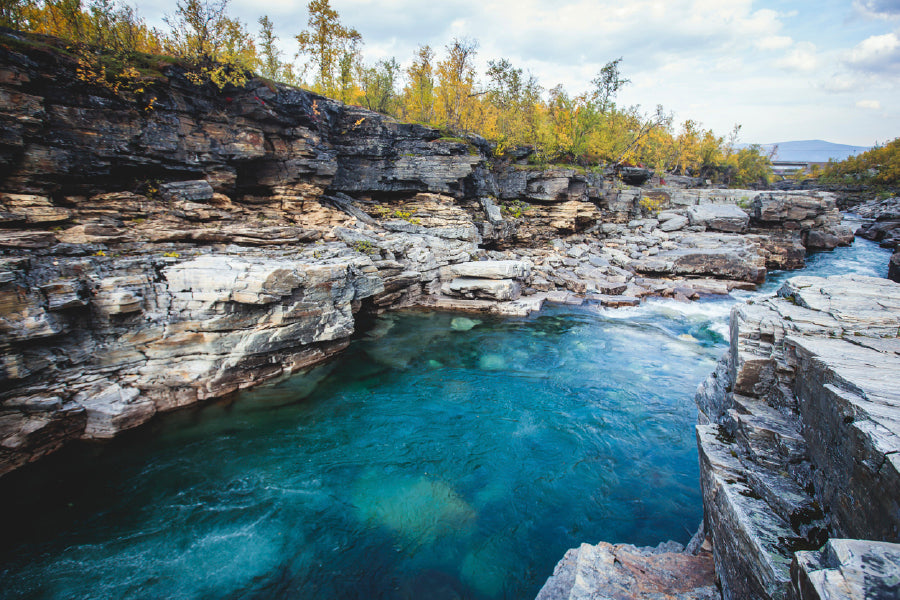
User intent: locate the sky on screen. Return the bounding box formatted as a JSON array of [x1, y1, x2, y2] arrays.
[[135, 0, 900, 147]]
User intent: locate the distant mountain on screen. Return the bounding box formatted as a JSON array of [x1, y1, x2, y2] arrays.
[[740, 140, 871, 163]]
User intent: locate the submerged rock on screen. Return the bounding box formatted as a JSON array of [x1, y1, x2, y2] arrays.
[[352, 472, 476, 546], [450, 317, 481, 331]]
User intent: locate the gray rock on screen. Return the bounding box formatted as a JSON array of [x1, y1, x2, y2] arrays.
[[657, 210, 684, 221], [158, 180, 215, 203], [687, 203, 750, 233], [450, 260, 531, 280], [536, 540, 717, 600], [697, 275, 900, 600], [792, 539, 900, 600], [660, 214, 689, 232], [77, 383, 156, 439], [587, 255, 610, 268], [441, 277, 521, 301], [480, 197, 503, 223]]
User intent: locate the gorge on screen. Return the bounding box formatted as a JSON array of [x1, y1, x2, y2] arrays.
[[1, 30, 899, 599]]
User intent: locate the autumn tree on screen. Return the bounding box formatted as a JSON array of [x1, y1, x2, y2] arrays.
[[336, 36, 360, 104], [592, 57, 630, 114], [39, 0, 86, 42], [295, 0, 361, 97], [403, 45, 435, 124], [165, 0, 227, 63], [435, 38, 479, 131], [1, 0, 36, 30], [163, 0, 256, 88], [726, 145, 772, 187], [545, 85, 604, 161], [823, 137, 900, 185], [485, 58, 542, 150], [358, 58, 400, 114], [256, 15, 282, 79], [613, 104, 672, 166]]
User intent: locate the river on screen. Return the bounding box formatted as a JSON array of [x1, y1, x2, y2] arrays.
[[0, 232, 891, 600]]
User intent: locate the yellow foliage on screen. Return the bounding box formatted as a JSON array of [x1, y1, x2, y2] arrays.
[[638, 195, 665, 216], [823, 138, 900, 185], [3, 0, 775, 186]]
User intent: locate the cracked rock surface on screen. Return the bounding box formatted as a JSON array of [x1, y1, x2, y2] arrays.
[[696, 275, 900, 600]]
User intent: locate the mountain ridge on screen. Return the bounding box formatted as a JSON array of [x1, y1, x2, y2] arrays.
[[739, 139, 871, 162]]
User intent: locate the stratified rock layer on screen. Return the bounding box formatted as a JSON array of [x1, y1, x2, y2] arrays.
[[696, 275, 900, 600], [0, 248, 383, 474]]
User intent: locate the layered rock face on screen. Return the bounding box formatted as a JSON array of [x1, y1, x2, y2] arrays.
[[0, 247, 383, 474], [0, 33, 864, 478], [695, 275, 900, 599]]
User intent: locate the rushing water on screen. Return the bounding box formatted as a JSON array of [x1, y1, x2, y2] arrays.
[[0, 235, 891, 600]]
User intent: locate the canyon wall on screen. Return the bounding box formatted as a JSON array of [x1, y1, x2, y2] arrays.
[[695, 275, 900, 599], [4, 28, 900, 600], [0, 33, 856, 484]]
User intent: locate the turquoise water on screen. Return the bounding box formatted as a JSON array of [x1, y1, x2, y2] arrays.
[[0, 235, 891, 600]]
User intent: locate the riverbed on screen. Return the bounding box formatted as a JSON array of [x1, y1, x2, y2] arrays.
[[0, 235, 891, 600]]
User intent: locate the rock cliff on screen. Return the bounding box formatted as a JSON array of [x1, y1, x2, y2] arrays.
[[0, 32, 850, 478], [695, 275, 900, 599], [854, 195, 900, 282], [0, 32, 861, 484]]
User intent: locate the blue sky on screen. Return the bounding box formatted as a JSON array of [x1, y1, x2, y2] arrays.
[[137, 0, 899, 146]]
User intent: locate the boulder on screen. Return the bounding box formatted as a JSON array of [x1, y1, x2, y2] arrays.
[[441, 277, 521, 301], [687, 203, 749, 233], [536, 540, 717, 600], [617, 166, 652, 186], [635, 247, 766, 283], [449, 260, 531, 280], [660, 214, 688, 232], [77, 383, 156, 439]]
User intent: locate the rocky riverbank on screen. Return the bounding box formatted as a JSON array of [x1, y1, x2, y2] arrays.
[[539, 275, 900, 600], [696, 274, 900, 599], [0, 32, 861, 478], [853, 195, 900, 282], [2, 30, 899, 600]]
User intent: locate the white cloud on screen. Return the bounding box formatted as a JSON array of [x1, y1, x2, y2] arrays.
[[756, 35, 793, 50], [854, 0, 900, 20], [845, 32, 900, 72], [822, 76, 859, 92], [856, 99, 882, 109], [775, 42, 819, 72]]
